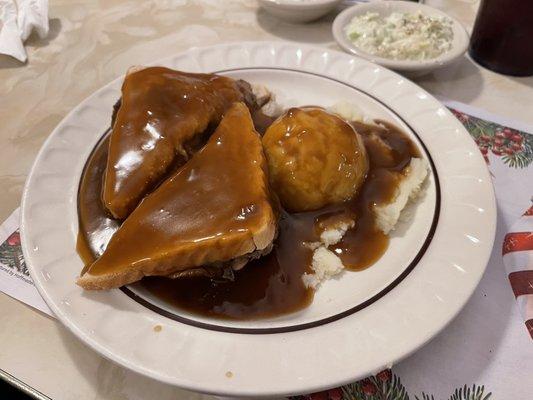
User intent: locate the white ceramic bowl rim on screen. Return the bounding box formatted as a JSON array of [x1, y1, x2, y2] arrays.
[[263, 0, 340, 5], [332, 1, 470, 71]]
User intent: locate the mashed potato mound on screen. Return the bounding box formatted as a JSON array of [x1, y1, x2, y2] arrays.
[[320, 220, 354, 246], [374, 157, 428, 234], [302, 219, 354, 289], [251, 83, 283, 117], [262, 107, 368, 212], [302, 158, 428, 288], [328, 100, 364, 123], [303, 247, 345, 289]]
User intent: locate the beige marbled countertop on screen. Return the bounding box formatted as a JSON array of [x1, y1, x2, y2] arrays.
[[1, 1, 532, 399]]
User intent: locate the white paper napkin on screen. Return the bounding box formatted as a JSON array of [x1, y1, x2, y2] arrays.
[[0, 0, 48, 62]]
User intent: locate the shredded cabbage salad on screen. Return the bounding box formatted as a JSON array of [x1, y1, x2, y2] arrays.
[[344, 11, 453, 61]]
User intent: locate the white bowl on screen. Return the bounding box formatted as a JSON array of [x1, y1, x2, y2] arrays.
[[258, 0, 342, 23], [332, 1, 469, 76]]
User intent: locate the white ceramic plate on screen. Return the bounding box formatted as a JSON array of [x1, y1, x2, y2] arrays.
[[332, 1, 469, 76], [21, 42, 495, 397]]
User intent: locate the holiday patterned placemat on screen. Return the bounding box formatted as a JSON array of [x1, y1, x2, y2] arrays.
[[502, 203, 533, 339], [0, 101, 531, 399], [0, 208, 51, 317]]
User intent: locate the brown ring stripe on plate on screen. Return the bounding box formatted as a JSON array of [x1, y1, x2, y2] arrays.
[[98, 67, 443, 334]]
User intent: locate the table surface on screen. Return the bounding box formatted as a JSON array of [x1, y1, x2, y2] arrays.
[[1, 1, 532, 399]]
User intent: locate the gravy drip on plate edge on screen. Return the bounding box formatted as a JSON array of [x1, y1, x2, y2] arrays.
[[77, 115, 420, 320]]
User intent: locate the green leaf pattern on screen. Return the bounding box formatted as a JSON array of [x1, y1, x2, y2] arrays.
[[0, 230, 27, 276], [289, 370, 492, 400], [449, 107, 533, 169]]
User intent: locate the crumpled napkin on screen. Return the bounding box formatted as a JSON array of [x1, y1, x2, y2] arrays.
[[0, 0, 48, 62]]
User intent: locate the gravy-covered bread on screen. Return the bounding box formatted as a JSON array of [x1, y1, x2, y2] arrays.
[[78, 102, 278, 290], [104, 67, 251, 220]]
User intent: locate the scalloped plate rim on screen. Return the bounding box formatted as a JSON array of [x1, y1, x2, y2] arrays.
[[20, 41, 496, 397]]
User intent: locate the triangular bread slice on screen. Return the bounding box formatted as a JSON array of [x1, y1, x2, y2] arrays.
[[103, 66, 250, 220], [78, 102, 277, 290]]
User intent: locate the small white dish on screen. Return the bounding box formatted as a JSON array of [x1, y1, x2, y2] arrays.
[[258, 0, 342, 23], [332, 1, 469, 76]]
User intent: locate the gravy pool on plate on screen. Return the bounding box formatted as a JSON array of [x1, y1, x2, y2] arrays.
[[77, 67, 426, 320]]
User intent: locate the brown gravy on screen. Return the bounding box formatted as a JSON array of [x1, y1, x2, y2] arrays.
[[77, 116, 420, 320], [330, 120, 420, 269], [141, 211, 315, 319], [103, 67, 249, 220], [77, 134, 118, 269]]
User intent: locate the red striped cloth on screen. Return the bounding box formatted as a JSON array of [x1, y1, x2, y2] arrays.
[[503, 203, 533, 339]]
